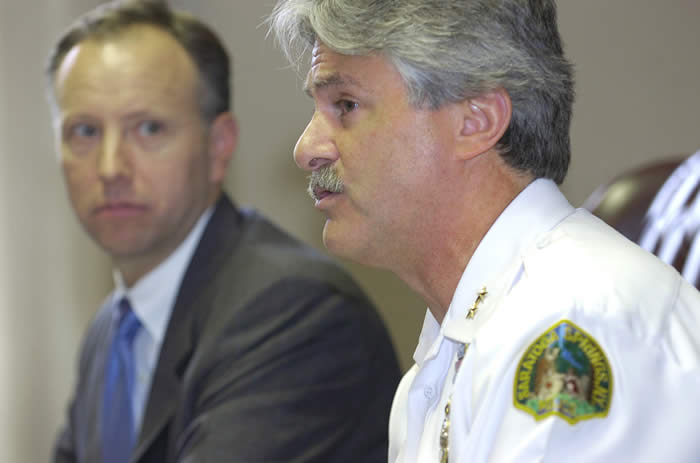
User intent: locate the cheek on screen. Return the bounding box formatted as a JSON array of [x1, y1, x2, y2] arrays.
[[145, 154, 210, 203], [339, 128, 392, 178], [61, 162, 93, 199]]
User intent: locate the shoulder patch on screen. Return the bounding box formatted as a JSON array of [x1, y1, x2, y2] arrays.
[[513, 320, 612, 424]]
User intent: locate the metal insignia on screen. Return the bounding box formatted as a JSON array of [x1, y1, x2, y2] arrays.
[[513, 320, 612, 424]]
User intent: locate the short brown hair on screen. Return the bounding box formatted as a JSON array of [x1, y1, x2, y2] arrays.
[[46, 0, 230, 122]]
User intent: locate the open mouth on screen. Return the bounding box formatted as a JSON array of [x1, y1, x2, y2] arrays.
[[307, 166, 344, 202], [312, 186, 339, 202]]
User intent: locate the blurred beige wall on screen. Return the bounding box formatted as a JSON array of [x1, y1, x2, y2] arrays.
[[1, 1, 699, 461], [558, 1, 700, 203], [0, 2, 111, 463]]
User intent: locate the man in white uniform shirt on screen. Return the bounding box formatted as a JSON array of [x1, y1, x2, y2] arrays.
[[269, 0, 700, 461]]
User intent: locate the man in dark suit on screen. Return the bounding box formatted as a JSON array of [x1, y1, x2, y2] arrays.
[[46, 1, 400, 461]]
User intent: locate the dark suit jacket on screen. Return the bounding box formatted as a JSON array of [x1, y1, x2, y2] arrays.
[[54, 195, 401, 462]]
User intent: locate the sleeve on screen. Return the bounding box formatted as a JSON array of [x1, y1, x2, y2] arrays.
[[499, 277, 700, 463], [172, 278, 401, 463], [664, 277, 700, 370]]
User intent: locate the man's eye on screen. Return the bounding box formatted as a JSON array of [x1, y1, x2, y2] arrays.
[[337, 100, 359, 116], [70, 123, 99, 138], [137, 120, 164, 136]]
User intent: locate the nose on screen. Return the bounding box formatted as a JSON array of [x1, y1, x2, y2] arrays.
[[293, 111, 338, 171], [98, 129, 131, 183]]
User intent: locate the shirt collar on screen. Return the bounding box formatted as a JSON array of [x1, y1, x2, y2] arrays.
[[413, 179, 574, 364], [112, 205, 214, 346]]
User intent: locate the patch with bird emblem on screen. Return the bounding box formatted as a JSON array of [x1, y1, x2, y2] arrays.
[[513, 320, 612, 424]]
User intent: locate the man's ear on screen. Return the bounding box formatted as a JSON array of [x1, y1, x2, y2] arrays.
[[455, 88, 512, 160], [207, 112, 238, 183]]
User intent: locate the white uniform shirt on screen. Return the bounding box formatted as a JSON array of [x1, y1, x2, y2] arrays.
[[389, 179, 700, 463], [111, 206, 213, 434]]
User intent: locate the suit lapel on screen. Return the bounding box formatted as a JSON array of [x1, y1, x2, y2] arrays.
[[82, 300, 119, 462], [131, 195, 243, 462]]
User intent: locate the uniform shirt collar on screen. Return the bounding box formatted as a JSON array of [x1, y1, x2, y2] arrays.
[[413, 179, 574, 365], [112, 206, 214, 346]]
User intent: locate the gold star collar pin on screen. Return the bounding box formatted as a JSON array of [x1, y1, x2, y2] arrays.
[[466, 286, 488, 320]]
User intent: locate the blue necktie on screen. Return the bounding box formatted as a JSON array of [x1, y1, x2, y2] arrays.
[[102, 298, 141, 463]]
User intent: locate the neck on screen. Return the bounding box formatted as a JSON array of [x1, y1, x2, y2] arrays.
[[117, 254, 167, 288], [393, 154, 532, 324]]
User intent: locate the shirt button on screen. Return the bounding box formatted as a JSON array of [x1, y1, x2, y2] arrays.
[[424, 386, 435, 400]]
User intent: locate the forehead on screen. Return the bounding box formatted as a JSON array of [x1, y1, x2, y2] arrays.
[[305, 41, 405, 96], [54, 25, 199, 110]]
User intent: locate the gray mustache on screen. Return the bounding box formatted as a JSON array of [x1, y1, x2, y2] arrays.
[[307, 165, 344, 200]]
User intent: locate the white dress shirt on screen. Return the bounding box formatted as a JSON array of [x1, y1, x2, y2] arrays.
[[389, 179, 700, 462], [111, 206, 213, 434]]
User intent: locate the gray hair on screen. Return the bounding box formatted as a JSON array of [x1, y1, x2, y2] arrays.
[[46, 0, 230, 123], [269, 0, 574, 183]]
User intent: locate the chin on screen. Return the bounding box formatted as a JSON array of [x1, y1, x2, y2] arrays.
[[322, 223, 381, 269], [322, 222, 353, 256], [321, 227, 342, 257], [90, 229, 150, 258]]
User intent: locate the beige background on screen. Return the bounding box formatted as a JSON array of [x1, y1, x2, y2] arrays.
[[1, 1, 699, 461]]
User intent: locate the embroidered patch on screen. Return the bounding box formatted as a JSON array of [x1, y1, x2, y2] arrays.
[[513, 320, 612, 424]]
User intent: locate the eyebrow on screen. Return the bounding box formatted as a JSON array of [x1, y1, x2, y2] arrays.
[[303, 72, 364, 98]]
